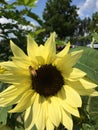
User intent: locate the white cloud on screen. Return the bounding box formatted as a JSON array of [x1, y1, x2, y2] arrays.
[[96, 0, 98, 8], [0, 17, 34, 41], [0, 17, 13, 24], [77, 0, 98, 19]]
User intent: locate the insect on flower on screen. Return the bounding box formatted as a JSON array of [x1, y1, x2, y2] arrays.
[[29, 66, 37, 76]]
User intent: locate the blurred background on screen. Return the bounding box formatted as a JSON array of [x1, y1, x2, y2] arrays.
[[0, 0, 98, 61]]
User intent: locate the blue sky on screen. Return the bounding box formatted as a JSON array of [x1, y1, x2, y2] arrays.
[[0, 0, 98, 40], [32, 0, 98, 20], [1, 0, 98, 25]]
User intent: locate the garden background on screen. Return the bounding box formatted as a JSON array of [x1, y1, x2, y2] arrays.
[[0, 0, 98, 130]]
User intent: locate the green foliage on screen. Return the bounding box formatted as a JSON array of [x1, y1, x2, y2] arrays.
[[71, 47, 98, 84], [0, 124, 12, 130], [15, 0, 38, 7], [90, 12, 98, 33], [92, 32, 98, 42], [75, 17, 91, 37], [0, 0, 43, 61], [0, 106, 11, 125]]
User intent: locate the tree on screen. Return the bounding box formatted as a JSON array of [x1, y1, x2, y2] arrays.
[[76, 17, 91, 36], [0, 0, 43, 60], [72, 17, 91, 46], [42, 0, 79, 39], [90, 12, 98, 33]]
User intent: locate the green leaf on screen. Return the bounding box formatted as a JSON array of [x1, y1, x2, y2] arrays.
[[24, 0, 37, 7], [55, 39, 66, 45], [26, 11, 43, 25], [29, 28, 45, 37], [0, 106, 11, 125], [82, 123, 95, 130], [15, 127, 24, 130], [16, 0, 38, 7], [0, 124, 12, 130], [70, 47, 98, 84], [92, 32, 98, 42]]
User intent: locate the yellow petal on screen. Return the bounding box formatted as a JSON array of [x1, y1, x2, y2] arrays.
[[54, 54, 72, 77], [57, 42, 70, 57], [0, 85, 16, 97], [79, 78, 97, 89], [33, 96, 47, 130], [10, 41, 27, 58], [57, 88, 80, 117], [48, 97, 61, 127], [0, 65, 6, 74], [0, 61, 16, 71], [28, 94, 46, 130], [55, 50, 83, 74], [61, 108, 73, 130], [0, 86, 21, 107], [45, 32, 56, 52], [24, 106, 33, 130], [44, 32, 56, 64], [0, 62, 31, 84], [62, 102, 80, 117], [9, 90, 34, 113], [35, 103, 46, 130], [32, 94, 41, 125], [35, 56, 45, 65], [64, 85, 82, 107], [0, 85, 29, 107], [24, 106, 31, 123], [90, 91, 98, 96], [54, 51, 83, 79], [12, 57, 32, 69], [58, 87, 66, 100], [0, 96, 20, 107], [67, 68, 86, 80], [0, 72, 30, 84], [68, 80, 97, 96], [27, 35, 38, 58], [22, 95, 38, 130], [70, 50, 83, 65], [1, 61, 30, 77], [46, 118, 54, 130]]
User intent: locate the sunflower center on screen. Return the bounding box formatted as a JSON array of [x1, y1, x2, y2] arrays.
[[30, 64, 64, 97]]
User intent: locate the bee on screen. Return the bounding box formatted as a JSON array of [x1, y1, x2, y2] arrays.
[[29, 66, 37, 76]]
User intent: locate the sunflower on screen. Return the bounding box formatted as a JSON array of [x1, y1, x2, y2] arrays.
[[0, 32, 97, 130]]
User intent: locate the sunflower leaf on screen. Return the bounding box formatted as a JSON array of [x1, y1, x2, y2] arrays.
[[70, 47, 98, 84], [0, 106, 11, 125]]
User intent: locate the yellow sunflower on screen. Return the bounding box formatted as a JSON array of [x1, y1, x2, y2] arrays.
[[0, 32, 97, 130]]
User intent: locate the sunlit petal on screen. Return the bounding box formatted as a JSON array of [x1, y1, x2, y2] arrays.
[[79, 77, 97, 89], [48, 97, 61, 127], [10, 40, 27, 58], [61, 108, 73, 130], [57, 42, 70, 57], [64, 85, 82, 107], [27, 35, 38, 58], [9, 90, 34, 113]]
